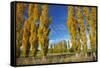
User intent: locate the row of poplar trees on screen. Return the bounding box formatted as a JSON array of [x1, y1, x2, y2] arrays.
[[67, 6, 96, 56], [16, 3, 52, 58], [16, 3, 96, 58]]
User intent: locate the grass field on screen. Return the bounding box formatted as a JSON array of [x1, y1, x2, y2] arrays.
[[16, 53, 96, 65]]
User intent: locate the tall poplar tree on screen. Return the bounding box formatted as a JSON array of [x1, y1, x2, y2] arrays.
[[75, 7, 87, 55], [83, 7, 96, 55], [90, 7, 96, 54], [38, 5, 52, 59], [29, 4, 39, 57], [67, 6, 77, 52], [16, 3, 24, 57]]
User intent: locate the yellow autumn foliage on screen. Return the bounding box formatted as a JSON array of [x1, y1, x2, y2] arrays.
[[83, 7, 96, 53], [75, 7, 87, 54], [28, 4, 34, 17], [16, 3, 25, 57], [67, 6, 77, 52], [29, 4, 39, 57], [38, 5, 51, 57], [90, 7, 96, 53], [22, 4, 38, 57]]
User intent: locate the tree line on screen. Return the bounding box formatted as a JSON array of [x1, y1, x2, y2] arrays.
[[16, 3, 52, 59], [67, 6, 96, 56]]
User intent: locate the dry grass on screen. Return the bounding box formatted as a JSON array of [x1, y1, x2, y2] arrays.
[[16, 54, 96, 65]]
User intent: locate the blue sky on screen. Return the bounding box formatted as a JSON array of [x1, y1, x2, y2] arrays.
[[48, 5, 70, 44]]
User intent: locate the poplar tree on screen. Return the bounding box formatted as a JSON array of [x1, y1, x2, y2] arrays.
[[22, 17, 31, 57], [67, 6, 77, 52], [21, 4, 35, 57], [90, 7, 96, 53], [16, 3, 24, 57], [75, 7, 87, 55], [38, 5, 51, 59], [83, 7, 96, 54], [29, 4, 39, 57], [83, 7, 96, 52]]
